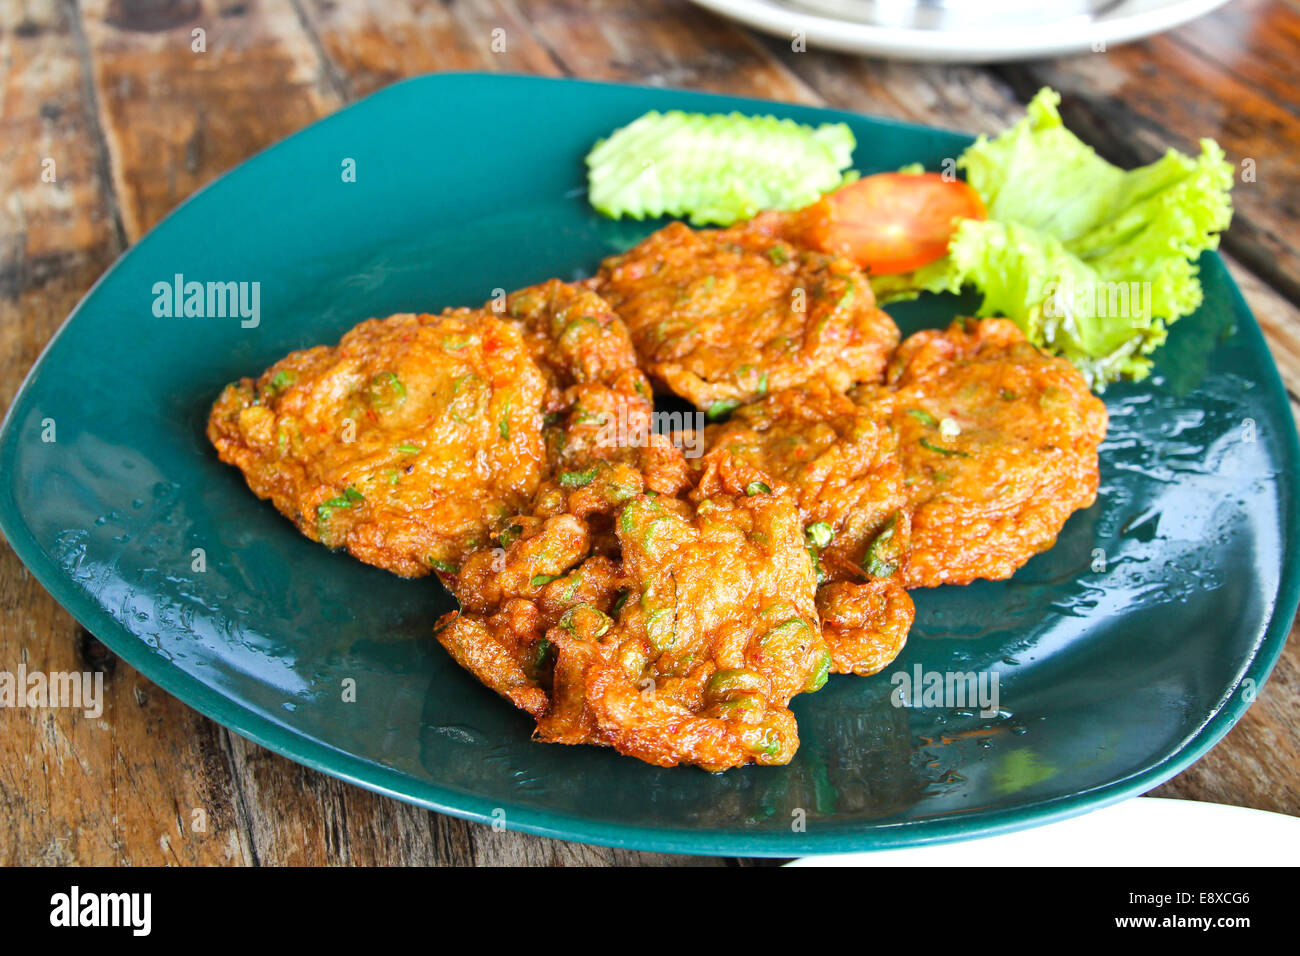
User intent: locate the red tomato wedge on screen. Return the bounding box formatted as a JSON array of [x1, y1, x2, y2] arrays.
[[799, 172, 986, 276]]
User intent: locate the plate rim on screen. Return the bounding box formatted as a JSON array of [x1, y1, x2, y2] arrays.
[[1, 71, 1296, 857], [687, 0, 1234, 62]]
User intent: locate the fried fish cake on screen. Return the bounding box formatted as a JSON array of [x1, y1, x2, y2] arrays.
[[435, 513, 621, 719], [503, 279, 643, 392], [701, 385, 914, 675], [567, 477, 830, 770], [595, 221, 898, 412], [501, 279, 691, 521], [436, 460, 832, 771], [816, 579, 914, 677], [877, 318, 1108, 588], [534, 379, 693, 521], [208, 310, 548, 577], [702, 384, 904, 578], [434, 360, 693, 737]]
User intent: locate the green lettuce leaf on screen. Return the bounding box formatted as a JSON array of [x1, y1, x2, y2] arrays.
[[875, 88, 1234, 389]]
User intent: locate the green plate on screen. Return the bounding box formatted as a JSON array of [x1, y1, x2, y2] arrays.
[[2, 74, 1296, 856]]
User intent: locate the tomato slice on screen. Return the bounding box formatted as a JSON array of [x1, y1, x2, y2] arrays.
[[799, 172, 986, 275]]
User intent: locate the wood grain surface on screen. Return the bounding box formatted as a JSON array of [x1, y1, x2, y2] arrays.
[[1, 0, 1297, 865]]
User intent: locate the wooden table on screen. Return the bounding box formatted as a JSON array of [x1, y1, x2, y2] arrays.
[[2, 0, 1297, 866]]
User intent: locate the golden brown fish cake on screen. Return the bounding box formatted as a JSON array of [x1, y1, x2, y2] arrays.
[[702, 384, 905, 577], [535, 379, 693, 518], [434, 513, 622, 720], [568, 466, 830, 770], [436, 458, 833, 771], [503, 279, 643, 392], [595, 221, 899, 412], [816, 579, 914, 677], [433, 364, 694, 743], [877, 318, 1108, 588], [701, 384, 914, 676], [502, 279, 691, 525], [208, 310, 549, 577]]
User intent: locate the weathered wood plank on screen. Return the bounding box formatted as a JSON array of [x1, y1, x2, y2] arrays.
[[0, 0, 122, 404], [1170, 0, 1300, 115], [80, 0, 343, 239], [755, 37, 1024, 133], [514, 0, 819, 101], [0, 0, 254, 868], [296, 0, 564, 99]]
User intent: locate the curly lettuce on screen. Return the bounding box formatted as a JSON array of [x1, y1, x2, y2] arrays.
[[876, 88, 1234, 389]]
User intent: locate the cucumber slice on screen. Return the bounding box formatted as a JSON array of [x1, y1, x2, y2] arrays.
[[586, 110, 855, 226]]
